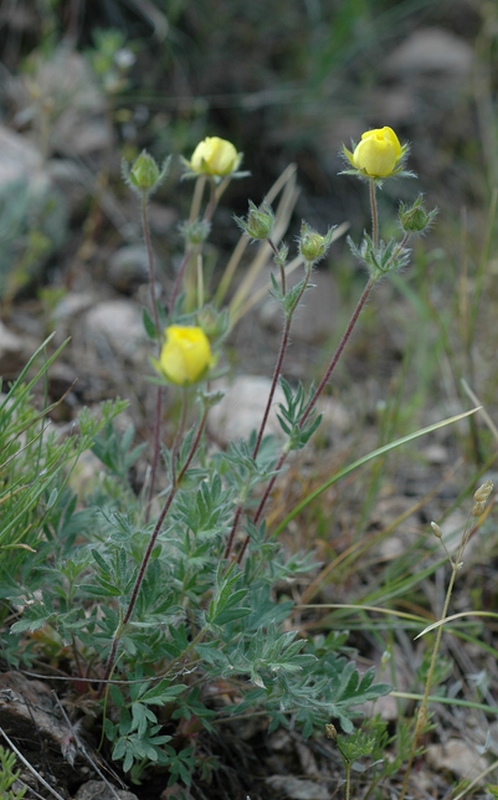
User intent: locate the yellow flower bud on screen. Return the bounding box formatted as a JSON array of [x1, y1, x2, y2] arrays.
[[352, 126, 403, 179], [159, 325, 212, 386], [189, 136, 241, 177]]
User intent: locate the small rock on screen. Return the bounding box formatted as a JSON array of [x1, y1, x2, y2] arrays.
[[68, 449, 106, 496], [438, 509, 469, 555], [0, 672, 83, 784], [426, 738, 488, 780], [265, 775, 329, 800], [10, 44, 111, 159], [259, 269, 339, 345], [385, 28, 473, 77], [208, 375, 286, 446], [54, 291, 97, 323], [52, 291, 99, 346], [423, 443, 449, 465], [296, 741, 320, 778], [0, 124, 42, 185], [74, 780, 139, 800], [107, 245, 151, 294], [0, 125, 69, 297], [147, 202, 179, 235], [83, 299, 146, 358], [46, 159, 91, 219], [0, 320, 29, 375], [317, 396, 351, 436]]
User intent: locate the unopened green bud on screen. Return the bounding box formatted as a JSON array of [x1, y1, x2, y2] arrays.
[[130, 150, 160, 190], [399, 195, 438, 234], [325, 723, 338, 742], [299, 222, 336, 264], [274, 242, 289, 268], [197, 304, 229, 339], [179, 218, 211, 247], [123, 150, 171, 196], [431, 521, 442, 539], [474, 480, 494, 504], [235, 200, 275, 241]]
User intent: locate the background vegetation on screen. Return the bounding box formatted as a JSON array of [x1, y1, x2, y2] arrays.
[[0, 1, 498, 799]]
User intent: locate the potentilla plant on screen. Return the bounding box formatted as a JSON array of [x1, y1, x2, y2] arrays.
[[9, 128, 438, 791]]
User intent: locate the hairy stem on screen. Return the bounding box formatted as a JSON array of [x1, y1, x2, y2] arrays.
[[145, 387, 163, 525], [370, 178, 378, 248], [253, 261, 312, 458], [101, 403, 208, 691], [237, 275, 375, 562], [169, 247, 193, 313], [300, 276, 375, 428], [141, 191, 164, 524], [225, 260, 312, 560], [142, 192, 160, 339]]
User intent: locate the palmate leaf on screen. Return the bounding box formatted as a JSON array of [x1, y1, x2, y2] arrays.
[[138, 680, 187, 705], [212, 625, 391, 737], [206, 564, 251, 627]]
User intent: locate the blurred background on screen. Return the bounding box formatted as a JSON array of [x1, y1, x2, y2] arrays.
[[0, 0, 497, 426], [1, 0, 496, 247]]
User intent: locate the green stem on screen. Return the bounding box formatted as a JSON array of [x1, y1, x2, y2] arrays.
[[175, 178, 225, 313], [141, 192, 161, 340], [399, 531, 467, 800], [169, 246, 193, 313], [345, 758, 351, 800], [369, 178, 378, 248], [189, 175, 207, 223], [204, 179, 219, 224], [141, 191, 164, 524]]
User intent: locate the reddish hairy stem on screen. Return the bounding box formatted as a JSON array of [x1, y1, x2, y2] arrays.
[[145, 386, 163, 524], [237, 276, 375, 563], [101, 406, 208, 691], [251, 261, 311, 459], [225, 261, 311, 560], [223, 505, 243, 560], [236, 450, 286, 564], [300, 277, 374, 428]]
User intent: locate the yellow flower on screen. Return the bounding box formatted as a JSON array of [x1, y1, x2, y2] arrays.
[[352, 126, 403, 179], [189, 136, 241, 177], [159, 326, 212, 385]]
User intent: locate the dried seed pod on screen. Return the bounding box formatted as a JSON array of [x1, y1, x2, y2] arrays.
[[431, 521, 442, 539], [472, 480, 493, 516], [325, 723, 338, 742], [473, 480, 493, 503]]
